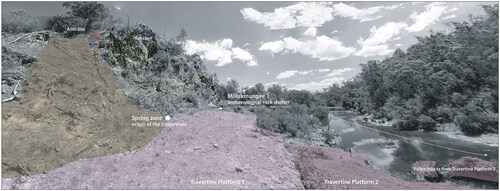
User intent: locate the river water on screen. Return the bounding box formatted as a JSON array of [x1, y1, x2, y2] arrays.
[[329, 111, 499, 189]]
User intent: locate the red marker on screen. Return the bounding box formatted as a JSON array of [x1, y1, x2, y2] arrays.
[[93, 31, 101, 55]]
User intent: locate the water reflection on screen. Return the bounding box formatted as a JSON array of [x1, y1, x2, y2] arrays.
[[330, 112, 499, 189]]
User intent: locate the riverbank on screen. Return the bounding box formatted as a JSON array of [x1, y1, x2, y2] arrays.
[[353, 113, 395, 127], [435, 123, 499, 147], [347, 111, 499, 147], [286, 144, 471, 189], [436, 132, 498, 147]]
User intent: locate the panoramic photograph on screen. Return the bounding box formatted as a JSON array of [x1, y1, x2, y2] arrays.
[[1, 1, 499, 190]]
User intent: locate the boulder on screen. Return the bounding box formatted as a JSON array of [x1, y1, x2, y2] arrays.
[[412, 161, 442, 182], [448, 156, 498, 182]]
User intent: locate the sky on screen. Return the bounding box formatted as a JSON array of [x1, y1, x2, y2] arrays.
[[3, 1, 497, 92]]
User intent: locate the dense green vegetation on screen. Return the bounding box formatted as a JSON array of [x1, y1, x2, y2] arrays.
[[217, 81, 331, 141], [320, 5, 498, 136]]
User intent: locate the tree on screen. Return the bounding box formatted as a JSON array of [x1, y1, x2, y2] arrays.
[[334, 5, 498, 135], [176, 29, 187, 45], [266, 84, 286, 100], [287, 90, 315, 107], [62, 2, 109, 32], [225, 79, 239, 95], [360, 60, 388, 110], [245, 83, 266, 95], [321, 84, 342, 106]]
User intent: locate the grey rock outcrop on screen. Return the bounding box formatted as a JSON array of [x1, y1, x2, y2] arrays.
[[2, 31, 51, 102], [83, 24, 219, 116]]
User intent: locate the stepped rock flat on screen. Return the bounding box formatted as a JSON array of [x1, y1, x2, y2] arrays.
[[2, 36, 163, 177], [2, 111, 304, 189], [286, 144, 471, 190]]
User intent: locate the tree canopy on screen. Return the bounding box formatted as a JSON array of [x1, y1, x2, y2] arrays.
[[62, 2, 110, 32], [321, 5, 499, 136]]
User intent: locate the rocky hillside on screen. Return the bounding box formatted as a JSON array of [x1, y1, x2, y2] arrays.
[[83, 24, 219, 116], [1, 31, 51, 102], [2, 36, 163, 177]]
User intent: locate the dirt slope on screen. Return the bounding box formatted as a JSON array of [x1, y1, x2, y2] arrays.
[[1, 36, 163, 177], [286, 144, 471, 190], [2, 111, 304, 189]]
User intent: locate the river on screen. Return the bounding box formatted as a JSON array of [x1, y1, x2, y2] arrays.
[[329, 111, 499, 189]]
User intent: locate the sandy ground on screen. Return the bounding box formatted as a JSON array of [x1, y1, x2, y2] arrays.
[[1, 36, 164, 177], [353, 114, 498, 147], [1, 111, 304, 189], [436, 132, 499, 147], [286, 144, 471, 190]]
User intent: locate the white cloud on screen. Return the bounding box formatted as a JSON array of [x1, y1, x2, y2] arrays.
[[276, 70, 312, 79], [241, 2, 334, 29], [266, 71, 271, 75], [185, 39, 233, 66], [264, 81, 279, 87], [440, 14, 457, 21], [240, 7, 296, 30], [303, 27, 317, 36], [291, 77, 345, 92], [259, 41, 285, 53], [331, 30, 339, 34], [332, 3, 402, 22], [246, 60, 258, 66], [185, 39, 258, 67], [355, 22, 408, 57], [241, 2, 403, 30], [324, 68, 355, 78], [356, 44, 393, 57], [406, 2, 458, 32], [395, 43, 402, 47], [277, 70, 300, 79], [232, 47, 258, 66], [359, 22, 408, 46], [261, 35, 355, 61], [276, 69, 332, 80], [386, 3, 404, 10], [232, 47, 253, 61]]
